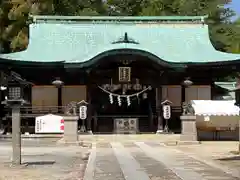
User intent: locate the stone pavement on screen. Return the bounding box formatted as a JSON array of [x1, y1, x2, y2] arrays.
[[0, 138, 90, 180], [171, 141, 240, 173], [84, 141, 240, 180]]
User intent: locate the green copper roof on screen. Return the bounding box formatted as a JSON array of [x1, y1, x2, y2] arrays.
[[0, 15, 240, 65], [214, 82, 236, 91]]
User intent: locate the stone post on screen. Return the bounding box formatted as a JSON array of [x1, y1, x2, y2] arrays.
[[63, 116, 79, 143], [180, 115, 198, 142], [12, 105, 21, 165]]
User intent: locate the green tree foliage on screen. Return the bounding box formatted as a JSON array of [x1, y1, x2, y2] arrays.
[[0, 0, 239, 54], [106, 0, 237, 51], [0, 0, 55, 52], [0, 0, 106, 52], [224, 18, 240, 53]]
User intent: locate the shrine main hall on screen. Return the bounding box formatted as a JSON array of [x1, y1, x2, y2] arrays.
[[0, 15, 240, 134]]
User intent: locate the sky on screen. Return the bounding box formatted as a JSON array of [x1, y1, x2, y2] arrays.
[[230, 0, 240, 18]]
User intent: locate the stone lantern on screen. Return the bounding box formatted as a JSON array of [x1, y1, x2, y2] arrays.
[[182, 78, 193, 87], [1, 71, 29, 165]]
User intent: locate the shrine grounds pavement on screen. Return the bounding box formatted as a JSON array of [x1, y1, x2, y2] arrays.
[[0, 135, 240, 180], [0, 138, 90, 180]]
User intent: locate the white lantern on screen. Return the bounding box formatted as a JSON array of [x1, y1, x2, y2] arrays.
[[79, 105, 87, 120], [163, 105, 171, 119]]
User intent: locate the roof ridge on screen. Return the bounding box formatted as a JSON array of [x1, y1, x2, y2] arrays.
[[29, 15, 208, 23]]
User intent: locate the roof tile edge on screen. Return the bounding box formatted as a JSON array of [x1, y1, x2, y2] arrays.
[[29, 14, 208, 24]]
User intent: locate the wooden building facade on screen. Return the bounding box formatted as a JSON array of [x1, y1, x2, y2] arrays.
[[0, 15, 240, 134]]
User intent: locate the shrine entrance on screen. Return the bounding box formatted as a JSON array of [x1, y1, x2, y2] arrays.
[[91, 85, 156, 133], [87, 51, 169, 134]]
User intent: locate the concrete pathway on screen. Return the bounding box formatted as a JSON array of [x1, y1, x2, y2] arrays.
[[84, 141, 240, 180]]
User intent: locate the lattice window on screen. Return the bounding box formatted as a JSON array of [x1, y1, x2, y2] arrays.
[[8, 87, 21, 99], [119, 67, 131, 82]]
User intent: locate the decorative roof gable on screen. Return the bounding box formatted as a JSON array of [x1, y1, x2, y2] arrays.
[[112, 32, 139, 44]]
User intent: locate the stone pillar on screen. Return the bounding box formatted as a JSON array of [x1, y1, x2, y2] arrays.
[[63, 116, 79, 142], [12, 105, 21, 165], [180, 115, 198, 142]]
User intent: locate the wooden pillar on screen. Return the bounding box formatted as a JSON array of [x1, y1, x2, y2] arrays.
[[86, 71, 93, 134], [181, 84, 186, 103], [0, 72, 5, 131], [93, 110, 98, 132], [57, 87, 62, 113], [87, 97, 92, 133], [148, 100, 153, 131], [156, 87, 163, 133]]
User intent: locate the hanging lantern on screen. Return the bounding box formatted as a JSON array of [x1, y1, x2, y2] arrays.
[[163, 105, 171, 120], [109, 94, 113, 104], [127, 96, 131, 106], [182, 78, 193, 87], [117, 96, 121, 106], [52, 77, 64, 88]]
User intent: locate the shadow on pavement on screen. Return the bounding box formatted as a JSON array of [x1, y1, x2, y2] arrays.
[[24, 161, 55, 166], [217, 156, 240, 161]]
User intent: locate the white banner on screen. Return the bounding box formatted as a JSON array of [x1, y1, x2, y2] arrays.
[[35, 114, 64, 133]]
